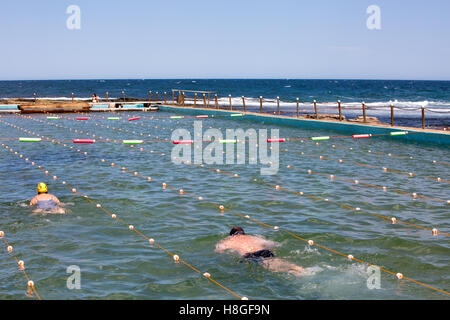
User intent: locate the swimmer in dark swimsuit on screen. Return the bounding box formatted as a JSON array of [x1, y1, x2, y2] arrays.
[[215, 227, 303, 276], [243, 249, 275, 262], [29, 183, 65, 214]]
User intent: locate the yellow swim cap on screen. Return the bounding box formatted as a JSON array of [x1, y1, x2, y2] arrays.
[[37, 183, 48, 193]]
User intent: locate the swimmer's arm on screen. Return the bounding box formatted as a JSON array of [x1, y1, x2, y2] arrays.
[[29, 197, 37, 206]]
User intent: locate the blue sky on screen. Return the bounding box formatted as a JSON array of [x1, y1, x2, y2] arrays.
[[0, 0, 449, 80]]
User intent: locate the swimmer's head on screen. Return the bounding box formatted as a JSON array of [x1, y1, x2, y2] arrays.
[[230, 227, 245, 236], [37, 183, 48, 194]]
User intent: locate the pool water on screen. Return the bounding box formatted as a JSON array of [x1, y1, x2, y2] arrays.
[[0, 111, 448, 300]]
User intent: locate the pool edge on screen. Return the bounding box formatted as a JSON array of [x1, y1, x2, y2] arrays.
[[156, 105, 450, 146]]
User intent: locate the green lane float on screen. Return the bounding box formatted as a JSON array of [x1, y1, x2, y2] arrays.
[[19, 137, 42, 142], [390, 131, 408, 136], [311, 136, 330, 141], [122, 140, 144, 144]]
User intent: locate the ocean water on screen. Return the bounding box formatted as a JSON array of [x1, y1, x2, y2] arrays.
[[0, 111, 448, 300], [0, 79, 449, 128]]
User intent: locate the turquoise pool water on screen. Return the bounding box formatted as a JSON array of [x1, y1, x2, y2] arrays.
[[0, 111, 448, 300]]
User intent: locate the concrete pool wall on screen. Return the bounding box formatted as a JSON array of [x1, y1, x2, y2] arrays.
[[157, 105, 450, 146]]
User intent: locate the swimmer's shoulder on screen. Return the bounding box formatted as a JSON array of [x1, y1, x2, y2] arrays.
[[49, 194, 60, 202]]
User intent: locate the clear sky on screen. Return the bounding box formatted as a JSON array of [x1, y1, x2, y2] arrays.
[[1, 0, 449, 80]]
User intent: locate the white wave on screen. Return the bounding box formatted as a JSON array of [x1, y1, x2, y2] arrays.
[[302, 266, 323, 276]]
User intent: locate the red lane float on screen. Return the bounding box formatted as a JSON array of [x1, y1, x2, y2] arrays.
[[352, 134, 372, 139], [173, 140, 194, 144], [73, 139, 95, 144], [267, 138, 286, 143], [76, 117, 89, 120], [128, 117, 141, 121]]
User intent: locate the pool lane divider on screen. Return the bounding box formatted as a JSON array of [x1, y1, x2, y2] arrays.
[[89, 149, 450, 297], [93, 148, 450, 295], [5, 119, 449, 297], [11, 115, 450, 223], [9, 116, 450, 213], [282, 164, 449, 205], [172, 147, 450, 235], [157, 105, 450, 145], [259, 179, 449, 237], [0, 230, 41, 300], [117, 113, 450, 168], [73, 139, 95, 144], [4, 117, 450, 200], [45, 112, 449, 182], [104, 121, 450, 233], [15, 115, 450, 187], [20, 120, 448, 295], [284, 145, 450, 184], [122, 140, 143, 144], [1, 144, 246, 300], [12, 116, 450, 206], [111, 112, 450, 167], [7, 114, 425, 145], [19, 137, 42, 142], [269, 135, 449, 184]]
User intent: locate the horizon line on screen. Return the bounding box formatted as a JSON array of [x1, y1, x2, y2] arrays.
[[1, 78, 450, 82]]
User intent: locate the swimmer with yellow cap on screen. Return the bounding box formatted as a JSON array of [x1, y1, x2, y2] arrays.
[[30, 183, 64, 214]]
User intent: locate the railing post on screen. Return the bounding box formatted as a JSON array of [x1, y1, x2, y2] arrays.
[[362, 101, 366, 123], [72, 92, 74, 103], [390, 104, 394, 126], [314, 100, 318, 119], [149, 90, 152, 101], [164, 92, 167, 104], [260, 96, 263, 113], [277, 96, 280, 115], [338, 100, 342, 121], [229, 95, 232, 110], [122, 91, 125, 103], [34, 93, 37, 103], [182, 92, 185, 106], [215, 94, 218, 109], [242, 96, 246, 112], [422, 107, 425, 129], [106, 92, 109, 102], [194, 93, 197, 107], [296, 98, 299, 118], [203, 94, 207, 108], [172, 91, 175, 104]]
